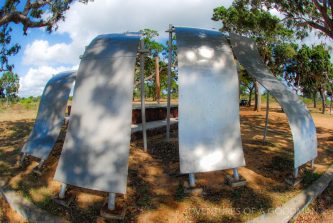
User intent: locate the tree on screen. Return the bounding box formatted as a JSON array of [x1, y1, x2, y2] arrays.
[[0, 0, 90, 72], [0, 71, 19, 104], [212, 2, 294, 111], [238, 0, 333, 39], [291, 44, 332, 114], [327, 82, 333, 114], [239, 65, 255, 106]]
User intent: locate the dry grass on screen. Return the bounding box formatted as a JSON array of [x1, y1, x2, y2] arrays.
[[0, 102, 332, 223], [295, 181, 333, 223]]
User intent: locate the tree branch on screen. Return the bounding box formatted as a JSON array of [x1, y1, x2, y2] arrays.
[[134, 73, 155, 87], [313, 0, 333, 31]]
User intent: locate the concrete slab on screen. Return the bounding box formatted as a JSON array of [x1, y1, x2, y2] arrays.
[[131, 118, 178, 133], [247, 164, 333, 223], [1, 188, 69, 223]]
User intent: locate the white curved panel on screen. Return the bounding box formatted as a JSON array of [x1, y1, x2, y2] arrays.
[[176, 27, 245, 174], [54, 33, 140, 194], [21, 71, 76, 160], [230, 33, 317, 168]]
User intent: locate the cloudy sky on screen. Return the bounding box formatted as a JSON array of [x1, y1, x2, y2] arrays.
[[10, 0, 233, 97]]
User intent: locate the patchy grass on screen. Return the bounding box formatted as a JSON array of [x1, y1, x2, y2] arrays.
[[0, 103, 332, 222], [302, 170, 322, 187]]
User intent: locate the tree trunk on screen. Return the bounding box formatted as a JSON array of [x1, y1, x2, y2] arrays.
[[313, 92, 317, 108], [330, 95, 333, 115], [248, 88, 253, 106], [155, 56, 160, 104], [254, 81, 261, 112], [319, 88, 326, 114]]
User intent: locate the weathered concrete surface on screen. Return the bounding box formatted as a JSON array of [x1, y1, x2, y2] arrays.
[[1, 188, 69, 223], [131, 118, 178, 133], [248, 164, 333, 223]]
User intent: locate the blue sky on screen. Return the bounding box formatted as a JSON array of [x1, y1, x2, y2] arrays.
[[9, 0, 232, 97], [7, 0, 332, 97]]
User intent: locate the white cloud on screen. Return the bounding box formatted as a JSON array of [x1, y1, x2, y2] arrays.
[[23, 40, 80, 66], [20, 0, 233, 96], [23, 0, 231, 67], [19, 65, 77, 97]]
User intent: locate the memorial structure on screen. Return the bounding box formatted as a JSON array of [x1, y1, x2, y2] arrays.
[[19, 27, 318, 217], [21, 71, 76, 165], [175, 27, 246, 186], [229, 33, 317, 177]]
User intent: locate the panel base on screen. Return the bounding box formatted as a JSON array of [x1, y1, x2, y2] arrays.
[[99, 205, 127, 221], [183, 181, 206, 196], [226, 175, 247, 187], [52, 195, 75, 208], [285, 175, 303, 187]]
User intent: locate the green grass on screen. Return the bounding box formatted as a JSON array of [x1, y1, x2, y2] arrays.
[[302, 170, 322, 186], [175, 183, 186, 201]]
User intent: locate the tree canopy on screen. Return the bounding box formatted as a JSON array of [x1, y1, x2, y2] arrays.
[[0, 71, 19, 100], [213, 1, 333, 113], [230, 0, 333, 39], [0, 0, 90, 73]]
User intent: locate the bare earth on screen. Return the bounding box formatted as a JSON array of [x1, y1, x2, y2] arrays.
[[0, 102, 332, 222]]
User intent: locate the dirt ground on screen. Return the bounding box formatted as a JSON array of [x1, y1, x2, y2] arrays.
[[0, 102, 332, 223]]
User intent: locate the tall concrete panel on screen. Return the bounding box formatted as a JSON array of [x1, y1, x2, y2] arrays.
[[21, 71, 76, 160], [176, 27, 245, 174], [54, 34, 140, 194], [230, 33, 317, 168]]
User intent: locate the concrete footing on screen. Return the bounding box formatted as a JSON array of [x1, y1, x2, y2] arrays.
[[99, 204, 126, 221], [1, 188, 69, 223], [226, 175, 247, 187], [52, 195, 75, 208], [285, 175, 303, 187], [183, 181, 205, 196]]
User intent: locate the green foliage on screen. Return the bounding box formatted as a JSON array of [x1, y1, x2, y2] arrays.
[[288, 44, 332, 94], [18, 96, 40, 109], [175, 183, 186, 201], [213, 1, 333, 112], [134, 28, 178, 100], [212, 2, 295, 78], [212, 2, 293, 41], [0, 0, 90, 73], [0, 71, 19, 102], [237, 0, 333, 39], [0, 24, 20, 72], [140, 29, 164, 57], [302, 169, 322, 186]]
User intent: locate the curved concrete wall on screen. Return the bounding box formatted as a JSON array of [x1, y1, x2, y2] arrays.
[[176, 27, 245, 174], [230, 33, 317, 168], [21, 71, 76, 160], [54, 33, 140, 194]]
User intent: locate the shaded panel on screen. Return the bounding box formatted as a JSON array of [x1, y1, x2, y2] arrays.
[[21, 71, 76, 160], [176, 27, 245, 174], [230, 33, 317, 168], [54, 34, 140, 194]]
